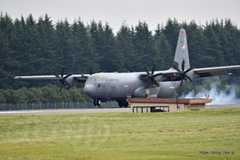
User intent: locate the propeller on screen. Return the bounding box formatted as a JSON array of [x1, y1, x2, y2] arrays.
[[140, 61, 193, 87], [140, 65, 159, 87], [171, 61, 193, 107], [172, 60, 193, 87], [55, 68, 72, 89]]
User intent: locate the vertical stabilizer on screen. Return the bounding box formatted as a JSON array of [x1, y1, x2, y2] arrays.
[[173, 28, 190, 71]]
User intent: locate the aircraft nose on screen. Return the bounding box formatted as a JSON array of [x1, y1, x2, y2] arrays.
[[83, 84, 95, 96]]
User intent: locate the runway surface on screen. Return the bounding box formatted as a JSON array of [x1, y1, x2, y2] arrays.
[[0, 104, 239, 115], [0, 108, 131, 115]]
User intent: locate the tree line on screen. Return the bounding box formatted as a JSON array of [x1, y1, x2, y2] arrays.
[[0, 85, 88, 104], [0, 14, 240, 103], [1, 14, 240, 88]]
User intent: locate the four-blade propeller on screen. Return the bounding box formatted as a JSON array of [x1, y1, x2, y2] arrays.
[[172, 60, 193, 86], [140, 61, 193, 87], [55, 68, 72, 89], [140, 65, 160, 87]]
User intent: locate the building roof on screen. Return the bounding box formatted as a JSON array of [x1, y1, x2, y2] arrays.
[[128, 98, 212, 105]]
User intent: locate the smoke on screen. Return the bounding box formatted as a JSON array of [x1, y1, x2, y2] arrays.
[[183, 83, 240, 105]]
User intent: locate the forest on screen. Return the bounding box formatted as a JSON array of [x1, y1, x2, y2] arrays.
[[0, 13, 240, 104]]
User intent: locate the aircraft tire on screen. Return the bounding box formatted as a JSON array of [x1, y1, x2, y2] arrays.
[[117, 99, 129, 108], [93, 99, 101, 106]]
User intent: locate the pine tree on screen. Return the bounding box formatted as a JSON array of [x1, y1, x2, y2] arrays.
[[204, 23, 225, 66], [116, 25, 136, 71], [55, 20, 73, 72], [99, 23, 120, 71], [133, 22, 154, 71], [183, 21, 207, 68], [89, 21, 103, 72], [71, 20, 98, 73], [36, 14, 56, 74], [0, 14, 16, 88], [162, 19, 180, 61], [153, 25, 172, 69]]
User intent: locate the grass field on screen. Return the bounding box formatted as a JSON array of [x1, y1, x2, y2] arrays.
[[0, 108, 240, 160]]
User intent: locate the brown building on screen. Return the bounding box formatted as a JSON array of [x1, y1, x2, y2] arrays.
[[128, 98, 212, 112]]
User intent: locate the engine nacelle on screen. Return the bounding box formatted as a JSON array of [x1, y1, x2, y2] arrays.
[[133, 87, 147, 97]]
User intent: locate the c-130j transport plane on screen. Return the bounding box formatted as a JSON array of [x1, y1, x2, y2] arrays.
[[15, 28, 240, 107]]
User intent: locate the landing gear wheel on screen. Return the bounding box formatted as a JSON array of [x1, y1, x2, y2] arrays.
[[93, 99, 101, 107], [117, 99, 129, 108]]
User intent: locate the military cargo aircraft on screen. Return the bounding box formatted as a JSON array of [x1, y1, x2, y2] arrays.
[[15, 28, 240, 107]]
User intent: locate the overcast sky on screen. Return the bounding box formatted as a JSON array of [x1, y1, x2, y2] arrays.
[[1, 0, 239, 32]]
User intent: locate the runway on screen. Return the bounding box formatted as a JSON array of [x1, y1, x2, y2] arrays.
[[206, 104, 240, 108], [0, 108, 131, 115], [0, 104, 239, 115]]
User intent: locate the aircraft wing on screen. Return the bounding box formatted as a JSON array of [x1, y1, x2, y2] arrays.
[[193, 65, 240, 77], [14, 74, 90, 82], [142, 65, 240, 83]]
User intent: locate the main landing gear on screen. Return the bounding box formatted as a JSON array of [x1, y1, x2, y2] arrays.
[[93, 99, 129, 108], [93, 99, 101, 106], [117, 99, 129, 108]]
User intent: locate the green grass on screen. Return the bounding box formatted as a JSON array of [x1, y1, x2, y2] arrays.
[[0, 108, 240, 160]]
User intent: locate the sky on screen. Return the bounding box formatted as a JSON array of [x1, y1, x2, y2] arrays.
[[0, 0, 239, 32]]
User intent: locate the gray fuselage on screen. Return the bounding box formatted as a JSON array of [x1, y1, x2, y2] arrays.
[[83, 72, 181, 101]]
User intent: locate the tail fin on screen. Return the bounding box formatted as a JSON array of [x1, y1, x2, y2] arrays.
[[172, 28, 190, 71]]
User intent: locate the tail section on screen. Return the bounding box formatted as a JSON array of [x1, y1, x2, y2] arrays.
[[172, 28, 190, 71]]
